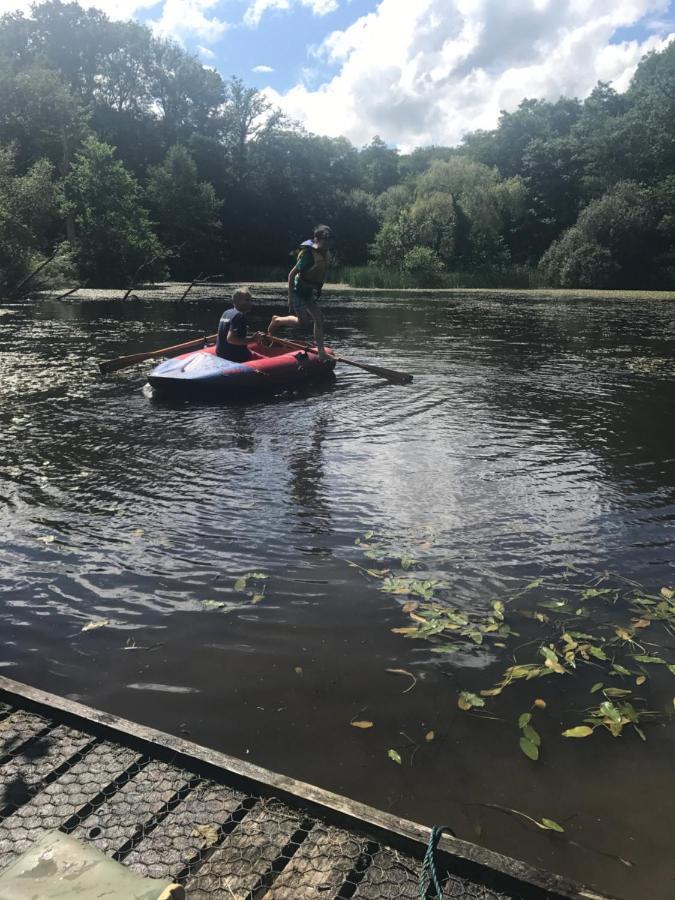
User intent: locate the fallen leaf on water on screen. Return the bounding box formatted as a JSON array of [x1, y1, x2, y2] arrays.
[[519, 736, 539, 761], [458, 692, 485, 711], [250, 593, 264, 604], [82, 620, 110, 632], [37, 535, 55, 544], [402, 601, 418, 614], [660, 587, 673, 600], [631, 618, 651, 629], [385, 668, 417, 693], [562, 726, 594, 738], [387, 749, 402, 765], [425, 731, 435, 742], [192, 824, 219, 847], [636, 675, 647, 685], [534, 699, 547, 709], [540, 818, 565, 833], [351, 720, 374, 729]]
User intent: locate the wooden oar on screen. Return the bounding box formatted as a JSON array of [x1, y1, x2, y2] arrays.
[[99, 333, 217, 374], [264, 333, 413, 384]]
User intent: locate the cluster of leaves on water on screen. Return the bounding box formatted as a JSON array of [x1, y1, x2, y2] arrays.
[[201, 572, 268, 613], [349, 531, 675, 759]]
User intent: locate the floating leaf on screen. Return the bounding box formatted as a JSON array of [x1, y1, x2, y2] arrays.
[[250, 593, 265, 604], [562, 726, 594, 738], [668, 665, 675, 676], [234, 577, 247, 591], [660, 587, 674, 600], [590, 682, 604, 693], [599, 701, 621, 723], [604, 688, 632, 698], [387, 749, 402, 765], [588, 645, 608, 661], [518, 713, 531, 729], [385, 668, 417, 693], [425, 731, 435, 742], [534, 698, 547, 709], [351, 720, 374, 729], [614, 627, 633, 642], [541, 818, 565, 833], [192, 824, 219, 847], [611, 664, 633, 676], [581, 588, 612, 599], [524, 578, 543, 591], [519, 736, 539, 760], [632, 655, 666, 664], [202, 600, 227, 609], [37, 535, 55, 544], [401, 556, 415, 570], [458, 692, 485, 711], [522, 724, 541, 747], [636, 675, 647, 685], [82, 619, 109, 632], [631, 618, 651, 629]]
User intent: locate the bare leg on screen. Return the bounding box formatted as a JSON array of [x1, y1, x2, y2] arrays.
[[268, 313, 299, 334], [305, 303, 329, 360]]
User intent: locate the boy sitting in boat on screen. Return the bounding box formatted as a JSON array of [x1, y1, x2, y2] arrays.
[[268, 225, 332, 361], [216, 287, 256, 363]]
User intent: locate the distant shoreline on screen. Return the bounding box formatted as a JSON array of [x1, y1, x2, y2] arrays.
[[36, 281, 675, 302]]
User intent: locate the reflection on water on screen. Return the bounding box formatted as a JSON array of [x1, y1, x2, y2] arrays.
[[1, 292, 674, 899]]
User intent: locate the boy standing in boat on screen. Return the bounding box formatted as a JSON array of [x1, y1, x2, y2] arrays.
[[216, 287, 255, 362], [268, 225, 332, 361]]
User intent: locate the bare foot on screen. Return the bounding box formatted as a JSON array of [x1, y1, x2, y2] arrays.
[[268, 315, 281, 334]]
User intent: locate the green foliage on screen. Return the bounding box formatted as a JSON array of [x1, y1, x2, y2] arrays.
[[64, 137, 163, 286], [402, 246, 445, 286], [146, 144, 221, 278], [0, 144, 61, 293], [539, 181, 674, 289]]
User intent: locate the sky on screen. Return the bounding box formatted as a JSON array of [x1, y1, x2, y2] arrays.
[[1, 0, 674, 150]]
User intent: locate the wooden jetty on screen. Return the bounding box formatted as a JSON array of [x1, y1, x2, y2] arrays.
[[0, 676, 612, 899]]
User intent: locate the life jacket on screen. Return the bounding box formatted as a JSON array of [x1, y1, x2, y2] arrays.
[[296, 240, 329, 288]]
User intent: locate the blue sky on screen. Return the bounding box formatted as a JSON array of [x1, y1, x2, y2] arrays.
[[6, 0, 675, 148]]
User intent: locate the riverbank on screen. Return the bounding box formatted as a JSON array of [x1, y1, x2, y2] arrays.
[[36, 281, 675, 302]]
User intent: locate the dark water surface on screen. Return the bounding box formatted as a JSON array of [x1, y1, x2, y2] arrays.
[[1, 291, 674, 898]]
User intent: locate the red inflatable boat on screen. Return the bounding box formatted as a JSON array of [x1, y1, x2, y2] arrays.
[[147, 338, 336, 395]]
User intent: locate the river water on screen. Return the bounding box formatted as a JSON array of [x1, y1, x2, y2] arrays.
[[1, 290, 674, 898]]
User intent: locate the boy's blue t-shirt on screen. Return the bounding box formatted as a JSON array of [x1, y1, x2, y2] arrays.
[[216, 308, 250, 361]]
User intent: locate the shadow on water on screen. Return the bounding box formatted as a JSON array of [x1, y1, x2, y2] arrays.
[[1, 291, 674, 899]]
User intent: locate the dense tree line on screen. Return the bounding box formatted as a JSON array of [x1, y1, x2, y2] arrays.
[[1, 0, 673, 292]]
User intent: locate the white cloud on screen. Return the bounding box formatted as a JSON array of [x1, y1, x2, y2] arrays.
[[252, 64, 275, 72], [244, 0, 337, 28], [0, 0, 161, 18], [149, 0, 229, 43], [198, 44, 216, 58], [263, 0, 675, 150]]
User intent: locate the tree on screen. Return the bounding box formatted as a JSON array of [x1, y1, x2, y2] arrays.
[[539, 181, 674, 289], [146, 144, 221, 278], [359, 136, 400, 195], [63, 136, 163, 286], [0, 144, 61, 293]]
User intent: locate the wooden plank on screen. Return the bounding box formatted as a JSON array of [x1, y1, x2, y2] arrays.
[[72, 758, 193, 856], [123, 780, 245, 880], [260, 821, 367, 899], [185, 799, 303, 899], [0, 677, 611, 900], [0, 710, 50, 759], [352, 847, 422, 900], [0, 741, 140, 866], [0, 723, 90, 799]]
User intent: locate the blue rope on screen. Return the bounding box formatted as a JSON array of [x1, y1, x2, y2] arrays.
[[420, 825, 456, 899]]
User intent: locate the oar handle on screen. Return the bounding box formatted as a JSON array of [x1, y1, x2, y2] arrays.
[[100, 333, 218, 374]]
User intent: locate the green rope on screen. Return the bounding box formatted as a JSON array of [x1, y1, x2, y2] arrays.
[[420, 825, 455, 899]]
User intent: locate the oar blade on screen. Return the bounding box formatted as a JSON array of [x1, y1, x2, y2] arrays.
[[357, 363, 413, 384]]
